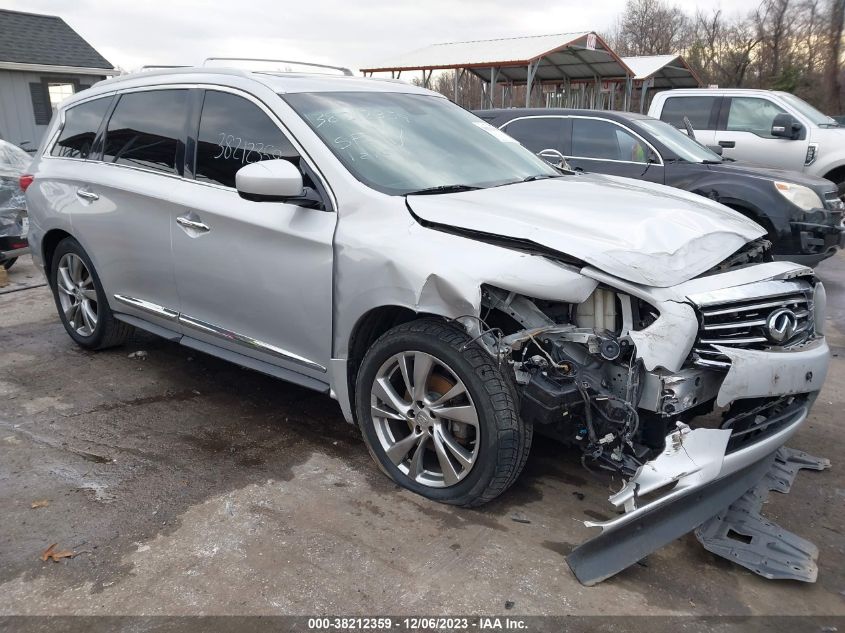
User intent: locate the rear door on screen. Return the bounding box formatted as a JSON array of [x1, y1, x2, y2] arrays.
[[657, 95, 720, 147], [566, 117, 664, 184], [714, 96, 809, 169], [61, 88, 188, 332], [171, 88, 336, 382]]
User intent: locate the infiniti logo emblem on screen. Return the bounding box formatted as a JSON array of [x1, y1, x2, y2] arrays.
[[765, 308, 798, 343]]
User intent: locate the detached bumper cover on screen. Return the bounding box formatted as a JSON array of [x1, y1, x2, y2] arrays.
[[567, 338, 831, 585], [567, 453, 776, 586]]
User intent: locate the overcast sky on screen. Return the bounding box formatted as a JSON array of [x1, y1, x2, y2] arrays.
[[3, 0, 751, 73]]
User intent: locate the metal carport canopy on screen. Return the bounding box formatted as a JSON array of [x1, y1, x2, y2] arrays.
[[360, 32, 633, 84], [621, 54, 701, 89]]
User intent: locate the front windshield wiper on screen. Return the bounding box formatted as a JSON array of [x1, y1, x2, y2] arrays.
[[701, 159, 723, 164], [522, 174, 562, 182], [819, 123, 841, 128], [405, 184, 482, 195]]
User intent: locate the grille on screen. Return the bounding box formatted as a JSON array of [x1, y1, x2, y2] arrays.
[[692, 287, 814, 369], [823, 191, 845, 212]]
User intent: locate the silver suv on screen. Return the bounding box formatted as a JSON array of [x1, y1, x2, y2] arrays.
[[23, 65, 831, 584]]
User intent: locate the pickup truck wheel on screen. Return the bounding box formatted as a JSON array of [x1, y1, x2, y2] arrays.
[[49, 237, 132, 350], [355, 318, 530, 507]]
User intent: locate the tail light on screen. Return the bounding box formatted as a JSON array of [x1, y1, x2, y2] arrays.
[[19, 174, 34, 192]]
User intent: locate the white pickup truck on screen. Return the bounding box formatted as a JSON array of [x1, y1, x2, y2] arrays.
[[648, 89, 845, 197]]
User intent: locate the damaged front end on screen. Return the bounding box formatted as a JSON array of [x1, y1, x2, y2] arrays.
[[461, 262, 830, 585]]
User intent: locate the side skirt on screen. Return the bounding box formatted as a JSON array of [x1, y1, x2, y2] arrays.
[[113, 312, 330, 394]]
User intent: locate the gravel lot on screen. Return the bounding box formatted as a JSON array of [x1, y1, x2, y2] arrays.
[[1, 254, 843, 618]]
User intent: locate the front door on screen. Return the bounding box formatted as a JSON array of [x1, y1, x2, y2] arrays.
[[714, 96, 809, 169], [171, 89, 336, 381], [566, 117, 664, 184]]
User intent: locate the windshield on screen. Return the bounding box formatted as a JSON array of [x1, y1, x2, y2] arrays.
[[778, 93, 839, 127], [282, 91, 559, 195], [636, 118, 723, 163]]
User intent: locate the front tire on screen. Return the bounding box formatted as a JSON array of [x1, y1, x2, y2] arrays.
[[355, 318, 531, 507], [49, 237, 132, 350]]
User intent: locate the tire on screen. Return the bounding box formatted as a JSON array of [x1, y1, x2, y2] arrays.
[[49, 237, 133, 350], [355, 318, 531, 507], [837, 180, 845, 200], [2, 257, 16, 270]]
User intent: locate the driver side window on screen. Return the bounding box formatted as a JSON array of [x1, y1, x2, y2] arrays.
[[726, 97, 787, 138], [571, 119, 650, 163], [194, 90, 298, 189]]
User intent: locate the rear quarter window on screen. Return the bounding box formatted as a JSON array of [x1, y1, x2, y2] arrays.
[[659, 96, 719, 130], [51, 97, 112, 159]]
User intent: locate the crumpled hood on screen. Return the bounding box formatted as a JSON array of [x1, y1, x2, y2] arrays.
[[407, 173, 765, 288]]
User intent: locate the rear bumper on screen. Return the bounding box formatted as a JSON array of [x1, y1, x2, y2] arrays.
[[0, 235, 29, 261]]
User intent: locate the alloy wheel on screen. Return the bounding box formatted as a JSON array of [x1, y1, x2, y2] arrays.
[[56, 253, 98, 336], [370, 351, 480, 488]]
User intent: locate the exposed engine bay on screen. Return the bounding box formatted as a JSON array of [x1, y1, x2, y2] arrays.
[[456, 263, 830, 585]]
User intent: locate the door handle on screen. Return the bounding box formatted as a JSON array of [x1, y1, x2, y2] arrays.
[[76, 188, 99, 201], [718, 140, 736, 148], [176, 215, 210, 233]]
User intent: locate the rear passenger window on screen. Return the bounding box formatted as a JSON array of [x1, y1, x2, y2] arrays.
[[659, 96, 718, 130], [195, 91, 297, 188], [103, 90, 187, 174], [503, 118, 564, 153], [51, 97, 111, 159]]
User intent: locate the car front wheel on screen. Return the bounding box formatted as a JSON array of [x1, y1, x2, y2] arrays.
[[355, 318, 531, 507]]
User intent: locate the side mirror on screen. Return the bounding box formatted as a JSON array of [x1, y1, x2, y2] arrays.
[[771, 113, 802, 140], [706, 144, 723, 156], [235, 159, 304, 201]]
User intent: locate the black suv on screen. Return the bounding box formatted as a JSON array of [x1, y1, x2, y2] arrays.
[[476, 108, 845, 266]]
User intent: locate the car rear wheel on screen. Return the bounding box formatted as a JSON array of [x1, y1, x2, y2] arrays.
[[355, 318, 531, 507], [49, 237, 132, 350], [2, 257, 16, 270]]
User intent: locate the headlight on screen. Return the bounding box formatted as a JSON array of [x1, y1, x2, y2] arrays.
[[774, 181, 824, 211]]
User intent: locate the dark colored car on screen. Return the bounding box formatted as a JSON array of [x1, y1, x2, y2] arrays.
[[0, 139, 31, 270], [475, 108, 845, 266]]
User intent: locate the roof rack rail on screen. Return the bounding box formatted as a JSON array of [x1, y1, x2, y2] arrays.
[[203, 57, 353, 76], [139, 65, 191, 71]]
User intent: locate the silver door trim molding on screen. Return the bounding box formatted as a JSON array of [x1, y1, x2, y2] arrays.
[[114, 294, 179, 320], [178, 313, 327, 373]]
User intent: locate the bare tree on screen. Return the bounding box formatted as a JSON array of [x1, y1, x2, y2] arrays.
[[610, 0, 690, 55], [825, 0, 845, 112]]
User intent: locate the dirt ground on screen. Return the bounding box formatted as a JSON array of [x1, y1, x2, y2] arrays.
[[0, 254, 843, 618]]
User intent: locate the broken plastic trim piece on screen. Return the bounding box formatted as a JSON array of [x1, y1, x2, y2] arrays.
[[566, 454, 776, 586], [694, 447, 830, 582]]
